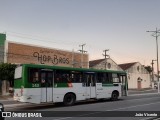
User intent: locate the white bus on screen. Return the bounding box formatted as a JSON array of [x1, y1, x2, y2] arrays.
[[14, 64, 128, 105]]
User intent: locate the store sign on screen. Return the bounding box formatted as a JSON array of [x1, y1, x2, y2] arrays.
[[33, 52, 69, 65]]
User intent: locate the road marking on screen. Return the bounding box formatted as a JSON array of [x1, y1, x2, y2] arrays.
[[53, 117, 73, 120], [139, 117, 160, 120]]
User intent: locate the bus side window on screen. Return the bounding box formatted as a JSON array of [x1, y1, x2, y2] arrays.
[[90, 75, 95, 86], [85, 74, 90, 86], [106, 73, 112, 83], [41, 72, 46, 84], [79, 74, 83, 82], [97, 73, 105, 83], [55, 70, 70, 83], [62, 74, 68, 83], [97, 72, 106, 83], [29, 68, 39, 83], [48, 72, 53, 87], [55, 73, 61, 83], [67, 75, 72, 83], [112, 73, 120, 83], [71, 71, 83, 83]]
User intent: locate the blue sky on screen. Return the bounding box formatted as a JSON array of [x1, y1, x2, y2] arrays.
[[0, 0, 160, 67]]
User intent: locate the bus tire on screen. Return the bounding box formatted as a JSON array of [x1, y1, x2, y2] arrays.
[[111, 91, 119, 101], [63, 93, 76, 106]]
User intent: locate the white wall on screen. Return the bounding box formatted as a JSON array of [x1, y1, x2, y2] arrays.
[[128, 73, 150, 89], [127, 63, 151, 89]]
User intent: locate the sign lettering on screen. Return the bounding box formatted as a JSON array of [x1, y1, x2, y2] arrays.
[[33, 52, 69, 65]]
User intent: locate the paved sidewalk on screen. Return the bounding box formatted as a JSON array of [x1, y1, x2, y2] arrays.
[[128, 88, 158, 96], [0, 95, 13, 101]]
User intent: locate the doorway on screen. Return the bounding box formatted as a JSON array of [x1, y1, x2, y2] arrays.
[[40, 70, 54, 102], [137, 77, 142, 89], [84, 72, 96, 99]]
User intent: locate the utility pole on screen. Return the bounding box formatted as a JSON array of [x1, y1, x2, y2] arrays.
[[102, 49, 109, 69], [147, 28, 160, 93], [72, 49, 75, 68], [151, 60, 156, 82], [78, 44, 87, 68]]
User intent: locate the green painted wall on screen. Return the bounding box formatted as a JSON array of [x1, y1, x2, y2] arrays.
[[0, 33, 6, 46], [0, 34, 6, 62]]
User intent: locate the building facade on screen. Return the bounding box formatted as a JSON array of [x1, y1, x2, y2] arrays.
[[0, 34, 89, 68], [89, 58, 151, 89], [5, 42, 89, 68], [89, 58, 123, 71], [119, 62, 151, 89]]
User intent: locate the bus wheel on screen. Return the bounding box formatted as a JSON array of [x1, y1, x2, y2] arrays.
[[111, 91, 119, 101], [63, 93, 76, 106]]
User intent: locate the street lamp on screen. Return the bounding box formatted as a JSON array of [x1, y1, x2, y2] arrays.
[[147, 28, 160, 93]]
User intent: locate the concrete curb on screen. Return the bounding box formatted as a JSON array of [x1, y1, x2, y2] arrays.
[[0, 98, 13, 101], [128, 92, 160, 96], [4, 103, 29, 108], [4, 102, 54, 109]]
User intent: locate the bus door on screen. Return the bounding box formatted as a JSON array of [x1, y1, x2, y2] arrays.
[[120, 74, 128, 96], [84, 72, 96, 99], [40, 69, 54, 102]]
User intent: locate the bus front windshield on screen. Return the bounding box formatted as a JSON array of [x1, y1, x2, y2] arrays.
[[14, 66, 22, 79]]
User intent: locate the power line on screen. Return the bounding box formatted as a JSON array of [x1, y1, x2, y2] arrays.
[[0, 31, 153, 66], [1, 30, 86, 46], [8, 33, 79, 46]]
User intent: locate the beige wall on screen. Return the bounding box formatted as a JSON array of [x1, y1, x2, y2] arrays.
[[7, 42, 89, 68]]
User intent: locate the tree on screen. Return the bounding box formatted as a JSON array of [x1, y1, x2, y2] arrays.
[[145, 66, 152, 74], [0, 63, 16, 87]]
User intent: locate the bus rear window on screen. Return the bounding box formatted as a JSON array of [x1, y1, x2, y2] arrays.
[[29, 68, 39, 83], [14, 66, 22, 79]]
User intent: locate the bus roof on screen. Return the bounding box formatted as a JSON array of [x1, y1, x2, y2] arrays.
[[21, 64, 127, 74]]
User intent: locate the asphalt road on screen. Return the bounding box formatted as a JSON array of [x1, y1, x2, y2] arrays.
[[2, 93, 160, 120]]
